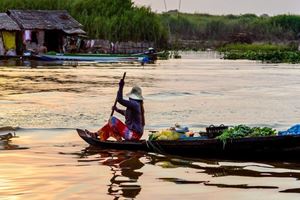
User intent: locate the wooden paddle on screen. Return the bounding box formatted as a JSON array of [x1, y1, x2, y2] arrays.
[[110, 72, 126, 118]]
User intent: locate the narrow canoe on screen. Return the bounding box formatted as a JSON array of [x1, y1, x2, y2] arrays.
[[77, 129, 300, 160], [35, 53, 149, 63]]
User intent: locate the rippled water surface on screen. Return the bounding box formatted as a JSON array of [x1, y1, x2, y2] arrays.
[[1, 52, 300, 199]]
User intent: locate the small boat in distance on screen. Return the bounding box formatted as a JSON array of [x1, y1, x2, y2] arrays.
[[0, 133, 14, 141], [35, 52, 150, 64]]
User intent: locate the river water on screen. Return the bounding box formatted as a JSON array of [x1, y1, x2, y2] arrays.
[[1, 52, 300, 199]]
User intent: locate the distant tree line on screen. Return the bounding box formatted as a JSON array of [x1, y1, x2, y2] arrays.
[[1, 0, 300, 49], [160, 12, 300, 48]]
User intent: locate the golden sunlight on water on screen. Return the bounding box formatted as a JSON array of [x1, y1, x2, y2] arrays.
[[1, 53, 300, 130], [0, 52, 300, 199]]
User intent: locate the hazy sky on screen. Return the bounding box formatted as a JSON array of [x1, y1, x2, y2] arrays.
[[133, 0, 300, 15]]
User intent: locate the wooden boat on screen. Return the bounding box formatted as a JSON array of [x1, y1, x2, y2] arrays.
[[35, 53, 149, 64], [77, 129, 300, 160], [0, 133, 13, 141]]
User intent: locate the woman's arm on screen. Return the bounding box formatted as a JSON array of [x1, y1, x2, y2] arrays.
[[117, 79, 139, 111], [114, 106, 125, 116]]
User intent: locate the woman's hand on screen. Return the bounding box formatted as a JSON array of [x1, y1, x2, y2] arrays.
[[113, 106, 120, 113], [119, 79, 125, 88]]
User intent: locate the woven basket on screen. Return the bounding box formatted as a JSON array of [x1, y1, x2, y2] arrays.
[[206, 124, 228, 138]]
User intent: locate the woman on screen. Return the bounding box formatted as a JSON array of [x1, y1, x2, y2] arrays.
[[87, 79, 145, 141]]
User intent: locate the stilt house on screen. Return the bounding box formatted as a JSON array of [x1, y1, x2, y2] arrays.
[[7, 10, 86, 54]]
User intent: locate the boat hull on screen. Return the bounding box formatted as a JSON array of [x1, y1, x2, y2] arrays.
[[77, 129, 300, 160], [36, 53, 148, 63]]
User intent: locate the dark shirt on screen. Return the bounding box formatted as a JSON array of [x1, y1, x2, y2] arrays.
[[117, 86, 144, 135]]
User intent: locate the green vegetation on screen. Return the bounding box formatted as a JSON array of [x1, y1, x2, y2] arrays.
[[217, 125, 277, 144], [157, 51, 170, 60], [1, 0, 300, 52], [218, 43, 294, 52], [0, 0, 168, 45], [160, 12, 300, 46], [218, 43, 300, 63]]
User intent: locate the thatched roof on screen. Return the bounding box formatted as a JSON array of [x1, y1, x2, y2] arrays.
[[0, 13, 20, 31], [8, 10, 86, 35]]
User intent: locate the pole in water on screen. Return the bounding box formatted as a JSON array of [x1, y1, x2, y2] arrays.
[[110, 72, 126, 119]]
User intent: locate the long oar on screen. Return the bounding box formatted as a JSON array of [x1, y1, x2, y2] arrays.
[[110, 72, 126, 118]]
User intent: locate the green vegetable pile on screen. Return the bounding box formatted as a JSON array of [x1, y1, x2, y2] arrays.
[[217, 125, 277, 142]]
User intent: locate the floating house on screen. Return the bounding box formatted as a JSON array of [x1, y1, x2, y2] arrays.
[[7, 10, 86, 54], [0, 13, 21, 56]]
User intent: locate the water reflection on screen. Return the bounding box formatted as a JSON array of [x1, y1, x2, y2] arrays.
[[80, 147, 300, 198], [83, 148, 144, 199], [0, 58, 66, 68], [147, 155, 300, 180], [0, 139, 28, 150], [147, 155, 300, 191]]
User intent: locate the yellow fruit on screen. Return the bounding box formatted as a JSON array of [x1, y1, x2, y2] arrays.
[[157, 135, 168, 140]]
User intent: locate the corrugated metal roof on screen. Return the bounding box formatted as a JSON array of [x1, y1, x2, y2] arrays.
[[0, 13, 20, 31]]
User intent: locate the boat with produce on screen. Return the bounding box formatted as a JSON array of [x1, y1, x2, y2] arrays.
[[77, 126, 300, 161]]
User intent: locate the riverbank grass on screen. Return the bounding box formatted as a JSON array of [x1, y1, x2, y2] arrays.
[[218, 43, 300, 63]]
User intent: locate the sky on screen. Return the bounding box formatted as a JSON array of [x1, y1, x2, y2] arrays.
[[133, 0, 300, 15]]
